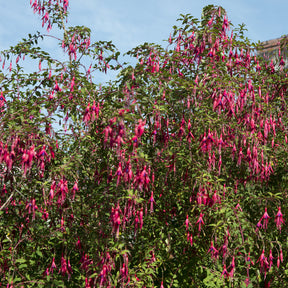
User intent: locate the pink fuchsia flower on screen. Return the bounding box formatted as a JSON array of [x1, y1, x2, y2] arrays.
[[49, 91, 54, 100], [60, 217, 65, 232], [149, 191, 155, 213], [257, 207, 270, 231], [21, 150, 29, 176], [50, 257, 57, 274], [275, 206, 284, 232], [279, 56, 286, 71], [270, 59, 275, 73], [277, 256, 280, 269], [111, 204, 121, 238], [115, 163, 122, 186], [185, 215, 190, 231], [91, 101, 99, 122], [208, 241, 219, 260], [56, 178, 68, 205], [235, 203, 242, 211], [0, 91, 6, 108], [139, 208, 143, 230], [38, 145, 47, 160], [120, 263, 128, 279], [67, 259, 72, 279], [70, 76, 75, 91], [71, 181, 79, 200], [277, 249, 283, 268], [49, 181, 56, 202], [76, 236, 81, 249], [229, 256, 235, 278], [83, 103, 91, 124], [256, 219, 262, 231], [262, 207, 270, 229], [257, 249, 269, 276], [43, 268, 50, 277], [268, 250, 273, 270], [196, 213, 204, 232], [247, 252, 254, 266], [25, 199, 38, 220], [54, 80, 61, 92], [187, 232, 193, 246], [221, 264, 229, 278], [59, 255, 68, 276], [135, 119, 145, 138]]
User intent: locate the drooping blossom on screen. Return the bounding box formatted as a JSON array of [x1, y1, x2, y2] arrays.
[[196, 213, 204, 232], [149, 191, 155, 213], [275, 206, 284, 232], [262, 207, 270, 229], [221, 264, 229, 278], [208, 241, 219, 260], [50, 257, 57, 274]]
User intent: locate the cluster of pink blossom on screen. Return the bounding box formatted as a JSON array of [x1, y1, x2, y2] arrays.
[[0, 137, 54, 178]]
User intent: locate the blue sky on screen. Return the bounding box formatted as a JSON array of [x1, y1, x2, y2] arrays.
[[0, 0, 287, 81]]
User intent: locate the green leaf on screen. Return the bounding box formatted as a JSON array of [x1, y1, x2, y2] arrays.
[[15, 258, 26, 263]]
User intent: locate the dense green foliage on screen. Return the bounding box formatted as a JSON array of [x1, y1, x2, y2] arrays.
[[1, 1, 288, 287]]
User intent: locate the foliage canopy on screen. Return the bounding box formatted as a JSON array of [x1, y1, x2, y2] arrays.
[[1, 1, 288, 287]]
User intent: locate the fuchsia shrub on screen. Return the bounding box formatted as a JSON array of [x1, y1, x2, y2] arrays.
[[0, 2, 288, 287]]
